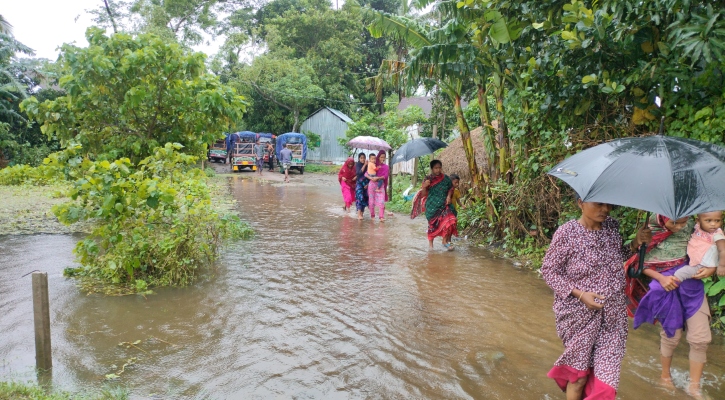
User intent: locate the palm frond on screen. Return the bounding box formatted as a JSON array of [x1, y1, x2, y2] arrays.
[[364, 9, 432, 49]]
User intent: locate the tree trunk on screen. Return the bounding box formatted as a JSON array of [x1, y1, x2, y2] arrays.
[[494, 91, 511, 184], [454, 95, 481, 197], [292, 109, 300, 132], [477, 84, 496, 182]]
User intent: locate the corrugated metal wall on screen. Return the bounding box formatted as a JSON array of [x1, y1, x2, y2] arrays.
[[302, 109, 351, 163]]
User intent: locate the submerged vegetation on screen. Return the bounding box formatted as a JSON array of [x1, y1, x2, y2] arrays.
[[0, 381, 128, 400]]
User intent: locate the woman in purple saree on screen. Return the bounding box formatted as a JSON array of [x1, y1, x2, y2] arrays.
[[627, 214, 714, 397]]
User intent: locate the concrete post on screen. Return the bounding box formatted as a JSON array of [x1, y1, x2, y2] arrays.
[[32, 272, 52, 371]]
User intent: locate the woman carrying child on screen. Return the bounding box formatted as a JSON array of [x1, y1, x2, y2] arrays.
[[628, 212, 722, 398], [365, 151, 389, 222]]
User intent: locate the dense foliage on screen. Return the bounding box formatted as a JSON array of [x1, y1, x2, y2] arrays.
[[366, 0, 725, 328], [21, 28, 246, 163]]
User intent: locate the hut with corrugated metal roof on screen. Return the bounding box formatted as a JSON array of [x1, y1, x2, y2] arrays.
[[301, 107, 353, 163]]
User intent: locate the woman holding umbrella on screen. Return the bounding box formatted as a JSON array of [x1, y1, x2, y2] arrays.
[[354, 153, 370, 220], [337, 158, 356, 212], [541, 198, 651, 399]]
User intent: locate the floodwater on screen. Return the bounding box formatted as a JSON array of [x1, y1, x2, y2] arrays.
[[2, 176, 725, 399]]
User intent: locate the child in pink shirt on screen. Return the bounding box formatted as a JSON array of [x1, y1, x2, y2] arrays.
[[674, 211, 725, 281], [367, 155, 383, 189]]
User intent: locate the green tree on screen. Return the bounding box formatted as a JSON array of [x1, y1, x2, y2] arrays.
[[89, 0, 229, 45], [264, 2, 365, 111], [241, 55, 325, 132], [21, 28, 246, 162]]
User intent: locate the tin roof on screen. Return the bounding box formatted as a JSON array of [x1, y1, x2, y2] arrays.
[[306, 107, 353, 123]]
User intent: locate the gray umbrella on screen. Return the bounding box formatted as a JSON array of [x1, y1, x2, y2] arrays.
[[548, 135, 725, 221], [549, 135, 725, 277], [392, 138, 448, 164]]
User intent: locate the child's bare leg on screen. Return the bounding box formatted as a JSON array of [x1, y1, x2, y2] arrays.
[[566, 377, 586, 400], [429, 238, 434, 250]]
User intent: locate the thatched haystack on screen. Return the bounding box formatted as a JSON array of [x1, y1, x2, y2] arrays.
[[437, 127, 489, 193]]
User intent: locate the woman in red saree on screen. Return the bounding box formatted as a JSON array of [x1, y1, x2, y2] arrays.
[[338, 158, 356, 212], [541, 199, 651, 399]]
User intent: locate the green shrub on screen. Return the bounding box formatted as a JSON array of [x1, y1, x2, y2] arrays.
[[0, 164, 64, 186], [387, 175, 413, 214], [55, 143, 252, 293], [304, 164, 339, 174]]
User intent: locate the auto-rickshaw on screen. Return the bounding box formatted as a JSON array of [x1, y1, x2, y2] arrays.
[[231, 131, 258, 172], [207, 137, 228, 163], [276, 132, 307, 174]]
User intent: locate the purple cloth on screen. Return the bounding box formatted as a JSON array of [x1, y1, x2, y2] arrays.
[[633, 262, 705, 337]]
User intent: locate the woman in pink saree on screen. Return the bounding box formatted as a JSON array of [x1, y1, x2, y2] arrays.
[[337, 158, 356, 211], [366, 151, 389, 222]]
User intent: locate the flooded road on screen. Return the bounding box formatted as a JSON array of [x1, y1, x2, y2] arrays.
[[2, 175, 725, 399]]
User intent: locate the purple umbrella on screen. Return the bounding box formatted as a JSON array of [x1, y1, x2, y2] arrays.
[[347, 136, 391, 151]]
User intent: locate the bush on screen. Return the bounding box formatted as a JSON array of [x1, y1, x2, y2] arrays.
[[55, 143, 252, 293], [304, 164, 339, 174], [0, 163, 64, 185], [387, 175, 413, 214]]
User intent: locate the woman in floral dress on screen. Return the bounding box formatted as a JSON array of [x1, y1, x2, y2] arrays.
[[541, 199, 651, 399]]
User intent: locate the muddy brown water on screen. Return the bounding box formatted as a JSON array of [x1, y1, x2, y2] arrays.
[[2, 176, 725, 399]]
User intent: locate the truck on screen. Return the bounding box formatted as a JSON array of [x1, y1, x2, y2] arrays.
[[230, 131, 258, 172], [276, 132, 307, 174]]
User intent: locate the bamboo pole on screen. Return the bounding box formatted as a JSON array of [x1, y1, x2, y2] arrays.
[[32, 272, 52, 371]]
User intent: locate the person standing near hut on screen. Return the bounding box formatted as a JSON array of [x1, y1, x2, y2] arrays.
[[412, 160, 458, 250], [338, 158, 356, 212], [541, 198, 652, 399], [366, 151, 389, 222]]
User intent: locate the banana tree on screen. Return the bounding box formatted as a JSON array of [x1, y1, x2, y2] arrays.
[[366, 10, 485, 196]]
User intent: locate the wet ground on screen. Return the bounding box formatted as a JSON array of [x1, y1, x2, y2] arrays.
[[2, 171, 725, 399]]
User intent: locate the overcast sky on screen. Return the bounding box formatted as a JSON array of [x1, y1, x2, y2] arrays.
[[3, 0, 220, 60]]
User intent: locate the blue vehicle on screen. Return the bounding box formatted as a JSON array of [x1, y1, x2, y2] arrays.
[[276, 133, 307, 174], [231, 131, 258, 172]]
